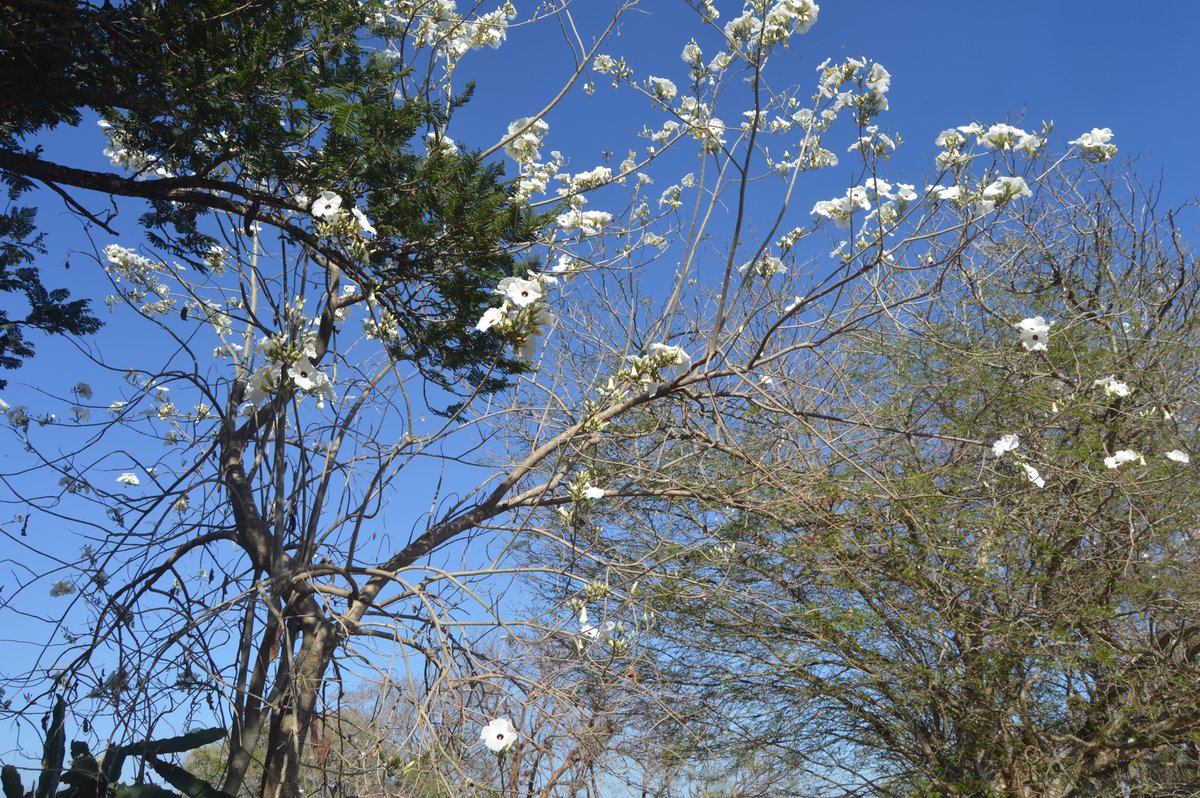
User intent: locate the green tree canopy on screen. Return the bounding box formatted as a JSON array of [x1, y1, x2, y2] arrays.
[[1, 0, 535, 389]]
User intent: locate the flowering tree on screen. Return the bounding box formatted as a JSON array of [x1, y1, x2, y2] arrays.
[[0, 2, 1164, 798], [569, 167, 1200, 795], [1, 0, 533, 387]]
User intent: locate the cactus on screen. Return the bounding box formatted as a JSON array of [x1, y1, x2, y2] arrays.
[[36, 696, 66, 798], [124, 729, 225, 758], [113, 786, 187, 798], [145, 757, 233, 798], [2, 764, 23, 798], [1, 701, 229, 798], [101, 743, 127, 787], [61, 742, 101, 798]]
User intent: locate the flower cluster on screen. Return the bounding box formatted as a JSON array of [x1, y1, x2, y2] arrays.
[[812, 178, 912, 231], [503, 117, 550, 164], [474, 274, 556, 360], [310, 191, 376, 237], [578, 606, 615, 641], [103, 244, 176, 316], [245, 334, 335, 410], [393, 0, 516, 63], [811, 187, 871, 228], [1093, 375, 1132, 399], [677, 98, 727, 154], [724, 0, 820, 53], [555, 209, 613, 237], [991, 434, 1045, 488], [1104, 449, 1143, 469], [98, 120, 173, 179], [646, 76, 678, 104], [979, 175, 1032, 213], [935, 122, 1044, 168], [739, 254, 787, 280], [815, 56, 892, 125], [618, 343, 692, 396], [1069, 128, 1117, 163]]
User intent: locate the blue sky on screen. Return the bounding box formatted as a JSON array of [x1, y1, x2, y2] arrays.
[[2, 0, 1198, 783], [457, 1, 1197, 205]]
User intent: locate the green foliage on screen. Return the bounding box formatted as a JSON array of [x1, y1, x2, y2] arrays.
[[0, 0, 537, 391], [566, 170, 1200, 795], [0, 183, 100, 387]]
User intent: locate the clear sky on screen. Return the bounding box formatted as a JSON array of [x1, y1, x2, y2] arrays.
[[457, 1, 1198, 206]]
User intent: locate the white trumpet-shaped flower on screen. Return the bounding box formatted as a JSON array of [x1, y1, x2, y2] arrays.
[[497, 276, 542, 308], [992, 434, 1019, 457], [480, 718, 518, 753], [1020, 463, 1045, 489], [1093, 375, 1131, 398], [1104, 449, 1143, 469], [311, 191, 342, 220], [1015, 316, 1051, 352]]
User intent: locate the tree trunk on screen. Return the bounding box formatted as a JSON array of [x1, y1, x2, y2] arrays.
[[258, 618, 339, 798]]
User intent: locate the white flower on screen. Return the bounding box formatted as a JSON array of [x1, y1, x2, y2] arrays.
[[929, 185, 961, 201], [580, 607, 598, 638], [310, 191, 342, 220], [1015, 316, 1052, 352], [582, 486, 606, 500], [1166, 450, 1190, 464], [1069, 127, 1117, 162], [1020, 462, 1046, 488], [480, 718, 517, 753], [496, 277, 542, 307], [936, 129, 966, 149], [1093, 375, 1132, 398], [865, 63, 891, 97], [504, 117, 549, 164], [117, 472, 140, 487], [811, 186, 871, 227], [476, 307, 505, 332], [1104, 449, 1143, 469], [992, 434, 1020, 457], [647, 76, 677, 101], [579, 608, 615, 641], [982, 176, 1032, 205], [649, 342, 691, 372], [708, 52, 733, 72], [0, 399, 8, 413], [287, 358, 323, 391], [979, 123, 1028, 150], [681, 40, 702, 64], [350, 207, 376, 235], [555, 209, 612, 236], [1070, 127, 1113, 147], [894, 183, 918, 203]]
